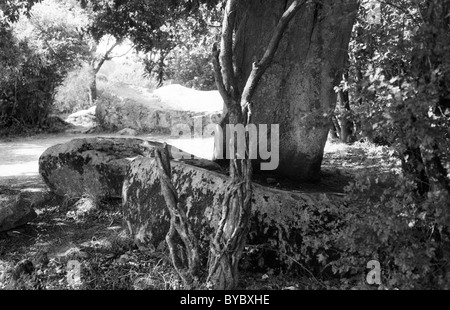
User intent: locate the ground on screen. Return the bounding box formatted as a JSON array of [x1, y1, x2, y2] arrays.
[[0, 130, 398, 290]]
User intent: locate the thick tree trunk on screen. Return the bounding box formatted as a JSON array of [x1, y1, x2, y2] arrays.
[[215, 0, 359, 181], [208, 0, 308, 289]]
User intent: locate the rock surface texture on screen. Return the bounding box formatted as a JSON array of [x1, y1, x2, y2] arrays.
[[39, 137, 221, 200], [123, 157, 343, 263], [96, 83, 222, 135], [0, 188, 38, 232], [39, 138, 163, 199], [65, 106, 97, 128]]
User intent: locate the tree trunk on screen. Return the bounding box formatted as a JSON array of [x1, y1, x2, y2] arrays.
[[214, 0, 359, 181], [330, 116, 341, 140], [337, 82, 354, 143], [208, 0, 308, 289], [400, 146, 430, 196], [88, 40, 121, 105], [89, 68, 97, 105]]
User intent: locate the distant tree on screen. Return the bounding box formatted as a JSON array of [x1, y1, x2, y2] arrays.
[[85, 35, 131, 104], [141, 5, 221, 89], [78, 0, 221, 88], [1, 0, 91, 128]]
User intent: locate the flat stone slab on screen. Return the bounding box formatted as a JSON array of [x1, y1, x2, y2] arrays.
[[123, 157, 344, 262], [39, 137, 221, 200]]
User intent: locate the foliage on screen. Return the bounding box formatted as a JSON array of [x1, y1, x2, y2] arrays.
[[313, 169, 450, 290], [165, 48, 216, 90], [141, 6, 221, 89], [290, 142, 450, 289], [54, 52, 160, 114], [345, 0, 450, 163], [107, 56, 159, 89], [163, 22, 219, 91], [0, 0, 91, 129], [0, 27, 59, 128], [332, 172, 450, 289], [0, 0, 41, 24], [79, 0, 222, 89], [54, 65, 96, 114], [79, 0, 221, 46], [317, 0, 450, 289]]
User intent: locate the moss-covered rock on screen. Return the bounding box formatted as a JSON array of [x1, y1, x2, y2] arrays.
[[39, 137, 221, 200], [123, 157, 344, 265], [0, 188, 37, 232], [38, 138, 165, 200]]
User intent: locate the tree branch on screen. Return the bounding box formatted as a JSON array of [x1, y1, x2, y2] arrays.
[[213, 43, 232, 107], [94, 40, 121, 73], [219, 0, 239, 99], [155, 144, 201, 289], [110, 44, 135, 59]]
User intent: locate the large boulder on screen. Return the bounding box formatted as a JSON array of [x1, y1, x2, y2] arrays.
[[39, 138, 162, 199], [0, 188, 37, 232], [39, 137, 221, 200], [123, 157, 343, 263], [96, 83, 222, 135]]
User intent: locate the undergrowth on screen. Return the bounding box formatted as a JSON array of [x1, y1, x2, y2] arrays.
[[2, 141, 448, 290]]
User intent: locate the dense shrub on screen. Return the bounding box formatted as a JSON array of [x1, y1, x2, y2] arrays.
[[296, 166, 450, 289], [313, 1, 449, 289], [0, 27, 58, 128], [165, 47, 216, 91], [108, 58, 159, 90], [54, 66, 93, 114], [336, 173, 450, 289], [1, 0, 90, 129]]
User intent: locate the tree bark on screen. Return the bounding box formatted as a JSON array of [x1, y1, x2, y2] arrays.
[[208, 0, 306, 289], [214, 0, 359, 181], [154, 145, 202, 289], [337, 77, 354, 144], [88, 66, 97, 105]]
